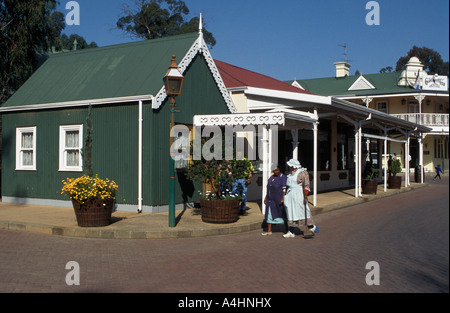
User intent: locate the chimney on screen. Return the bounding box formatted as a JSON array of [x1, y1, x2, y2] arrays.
[[334, 61, 351, 78]]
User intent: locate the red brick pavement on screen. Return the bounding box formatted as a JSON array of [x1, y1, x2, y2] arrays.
[[0, 178, 448, 293]]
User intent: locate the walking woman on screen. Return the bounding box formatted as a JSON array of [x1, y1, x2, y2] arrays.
[[283, 159, 319, 238], [262, 166, 287, 235]]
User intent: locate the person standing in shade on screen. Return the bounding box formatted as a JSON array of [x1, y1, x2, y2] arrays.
[[231, 158, 254, 215], [262, 166, 287, 236], [283, 159, 319, 238]]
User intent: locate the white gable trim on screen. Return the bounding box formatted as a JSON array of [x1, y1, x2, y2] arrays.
[[348, 75, 376, 91], [291, 80, 305, 90], [152, 35, 237, 113]]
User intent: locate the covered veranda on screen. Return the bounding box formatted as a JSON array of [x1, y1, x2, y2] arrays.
[[193, 95, 431, 213]]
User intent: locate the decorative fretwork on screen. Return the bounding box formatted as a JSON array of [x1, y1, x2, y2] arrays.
[[152, 36, 236, 113]]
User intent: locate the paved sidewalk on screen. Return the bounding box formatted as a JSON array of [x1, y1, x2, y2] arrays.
[[0, 181, 429, 239]]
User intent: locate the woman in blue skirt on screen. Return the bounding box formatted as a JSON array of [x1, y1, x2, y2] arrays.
[[262, 166, 287, 235]]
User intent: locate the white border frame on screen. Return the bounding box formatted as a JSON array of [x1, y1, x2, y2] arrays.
[[59, 124, 83, 172], [15, 126, 37, 171]]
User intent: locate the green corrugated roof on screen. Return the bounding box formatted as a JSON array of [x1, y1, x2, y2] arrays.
[[2, 32, 198, 107], [287, 72, 448, 97]]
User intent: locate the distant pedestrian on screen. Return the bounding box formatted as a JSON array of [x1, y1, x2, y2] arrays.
[[387, 155, 393, 177], [434, 164, 442, 180], [283, 159, 318, 238], [262, 166, 286, 236]]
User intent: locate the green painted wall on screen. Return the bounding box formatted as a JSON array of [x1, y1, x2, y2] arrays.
[[2, 53, 230, 207]]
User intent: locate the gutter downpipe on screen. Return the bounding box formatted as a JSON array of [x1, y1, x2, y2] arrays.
[[138, 100, 143, 213]]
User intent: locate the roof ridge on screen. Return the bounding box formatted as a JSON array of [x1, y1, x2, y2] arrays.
[[49, 32, 199, 58]]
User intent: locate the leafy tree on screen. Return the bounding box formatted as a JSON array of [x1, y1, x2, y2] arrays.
[[117, 0, 216, 48], [379, 66, 393, 73], [0, 0, 98, 104], [0, 0, 59, 103], [60, 34, 98, 50], [395, 46, 449, 76]]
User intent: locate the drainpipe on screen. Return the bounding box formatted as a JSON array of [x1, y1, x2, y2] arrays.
[[138, 100, 143, 213]]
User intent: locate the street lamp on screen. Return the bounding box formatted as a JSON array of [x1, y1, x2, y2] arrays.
[[164, 55, 184, 228]]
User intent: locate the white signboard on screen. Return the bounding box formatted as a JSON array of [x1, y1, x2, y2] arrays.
[[422, 74, 448, 91]]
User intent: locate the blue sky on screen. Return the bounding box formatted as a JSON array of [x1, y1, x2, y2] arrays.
[[57, 0, 449, 80]]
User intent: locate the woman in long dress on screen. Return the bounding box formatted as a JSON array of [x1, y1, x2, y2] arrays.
[[262, 166, 287, 235], [283, 159, 318, 238]]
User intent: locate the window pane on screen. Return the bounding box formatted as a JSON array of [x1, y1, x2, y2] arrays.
[[22, 151, 33, 166], [67, 150, 80, 166], [66, 131, 79, 148], [21, 132, 33, 148]]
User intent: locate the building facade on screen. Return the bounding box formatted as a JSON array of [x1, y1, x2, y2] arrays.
[[289, 57, 449, 174], [1, 32, 236, 213]]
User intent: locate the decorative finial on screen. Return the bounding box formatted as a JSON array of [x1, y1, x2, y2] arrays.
[[199, 13, 203, 34]]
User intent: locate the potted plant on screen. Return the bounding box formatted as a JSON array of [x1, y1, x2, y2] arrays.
[[388, 158, 402, 189], [186, 158, 254, 224], [61, 175, 118, 227], [362, 163, 379, 194]]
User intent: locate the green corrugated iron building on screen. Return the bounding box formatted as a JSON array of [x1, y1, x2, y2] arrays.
[[1, 32, 236, 213]]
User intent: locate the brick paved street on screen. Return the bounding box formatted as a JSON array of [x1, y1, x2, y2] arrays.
[[0, 177, 448, 294]]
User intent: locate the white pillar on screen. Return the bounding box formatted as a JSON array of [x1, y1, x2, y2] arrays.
[[405, 138, 408, 188], [420, 134, 424, 184], [291, 128, 299, 160], [261, 126, 269, 216], [354, 127, 359, 198], [358, 124, 362, 196], [313, 122, 318, 207], [384, 135, 387, 192], [407, 134, 411, 186]]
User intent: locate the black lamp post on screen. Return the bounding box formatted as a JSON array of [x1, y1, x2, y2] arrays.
[[163, 55, 184, 227]]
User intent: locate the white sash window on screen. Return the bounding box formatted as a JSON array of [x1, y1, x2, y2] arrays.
[[59, 124, 83, 171], [16, 127, 37, 170]]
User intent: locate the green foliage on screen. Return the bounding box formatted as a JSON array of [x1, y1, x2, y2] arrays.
[[0, 0, 97, 104], [1, 0, 58, 103], [185, 150, 255, 200], [396, 46, 449, 76], [390, 159, 402, 176], [363, 161, 379, 180], [82, 105, 94, 177], [186, 159, 233, 200], [117, 0, 216, 48]]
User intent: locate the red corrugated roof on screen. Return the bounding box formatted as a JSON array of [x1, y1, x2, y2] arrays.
[[214, 59, 314, 95]]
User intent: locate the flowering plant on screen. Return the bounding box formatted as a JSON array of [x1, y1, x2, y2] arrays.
[[61, 175, 118, 203], [186, 158, 254, 201]]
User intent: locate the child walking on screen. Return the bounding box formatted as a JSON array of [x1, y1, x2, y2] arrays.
[[434, 164, 442, 180]]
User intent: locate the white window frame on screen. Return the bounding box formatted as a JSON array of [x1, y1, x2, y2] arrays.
[[376, 101, 389, 114], [59, 124, 83, 172], [16, 126, 37, 171]]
